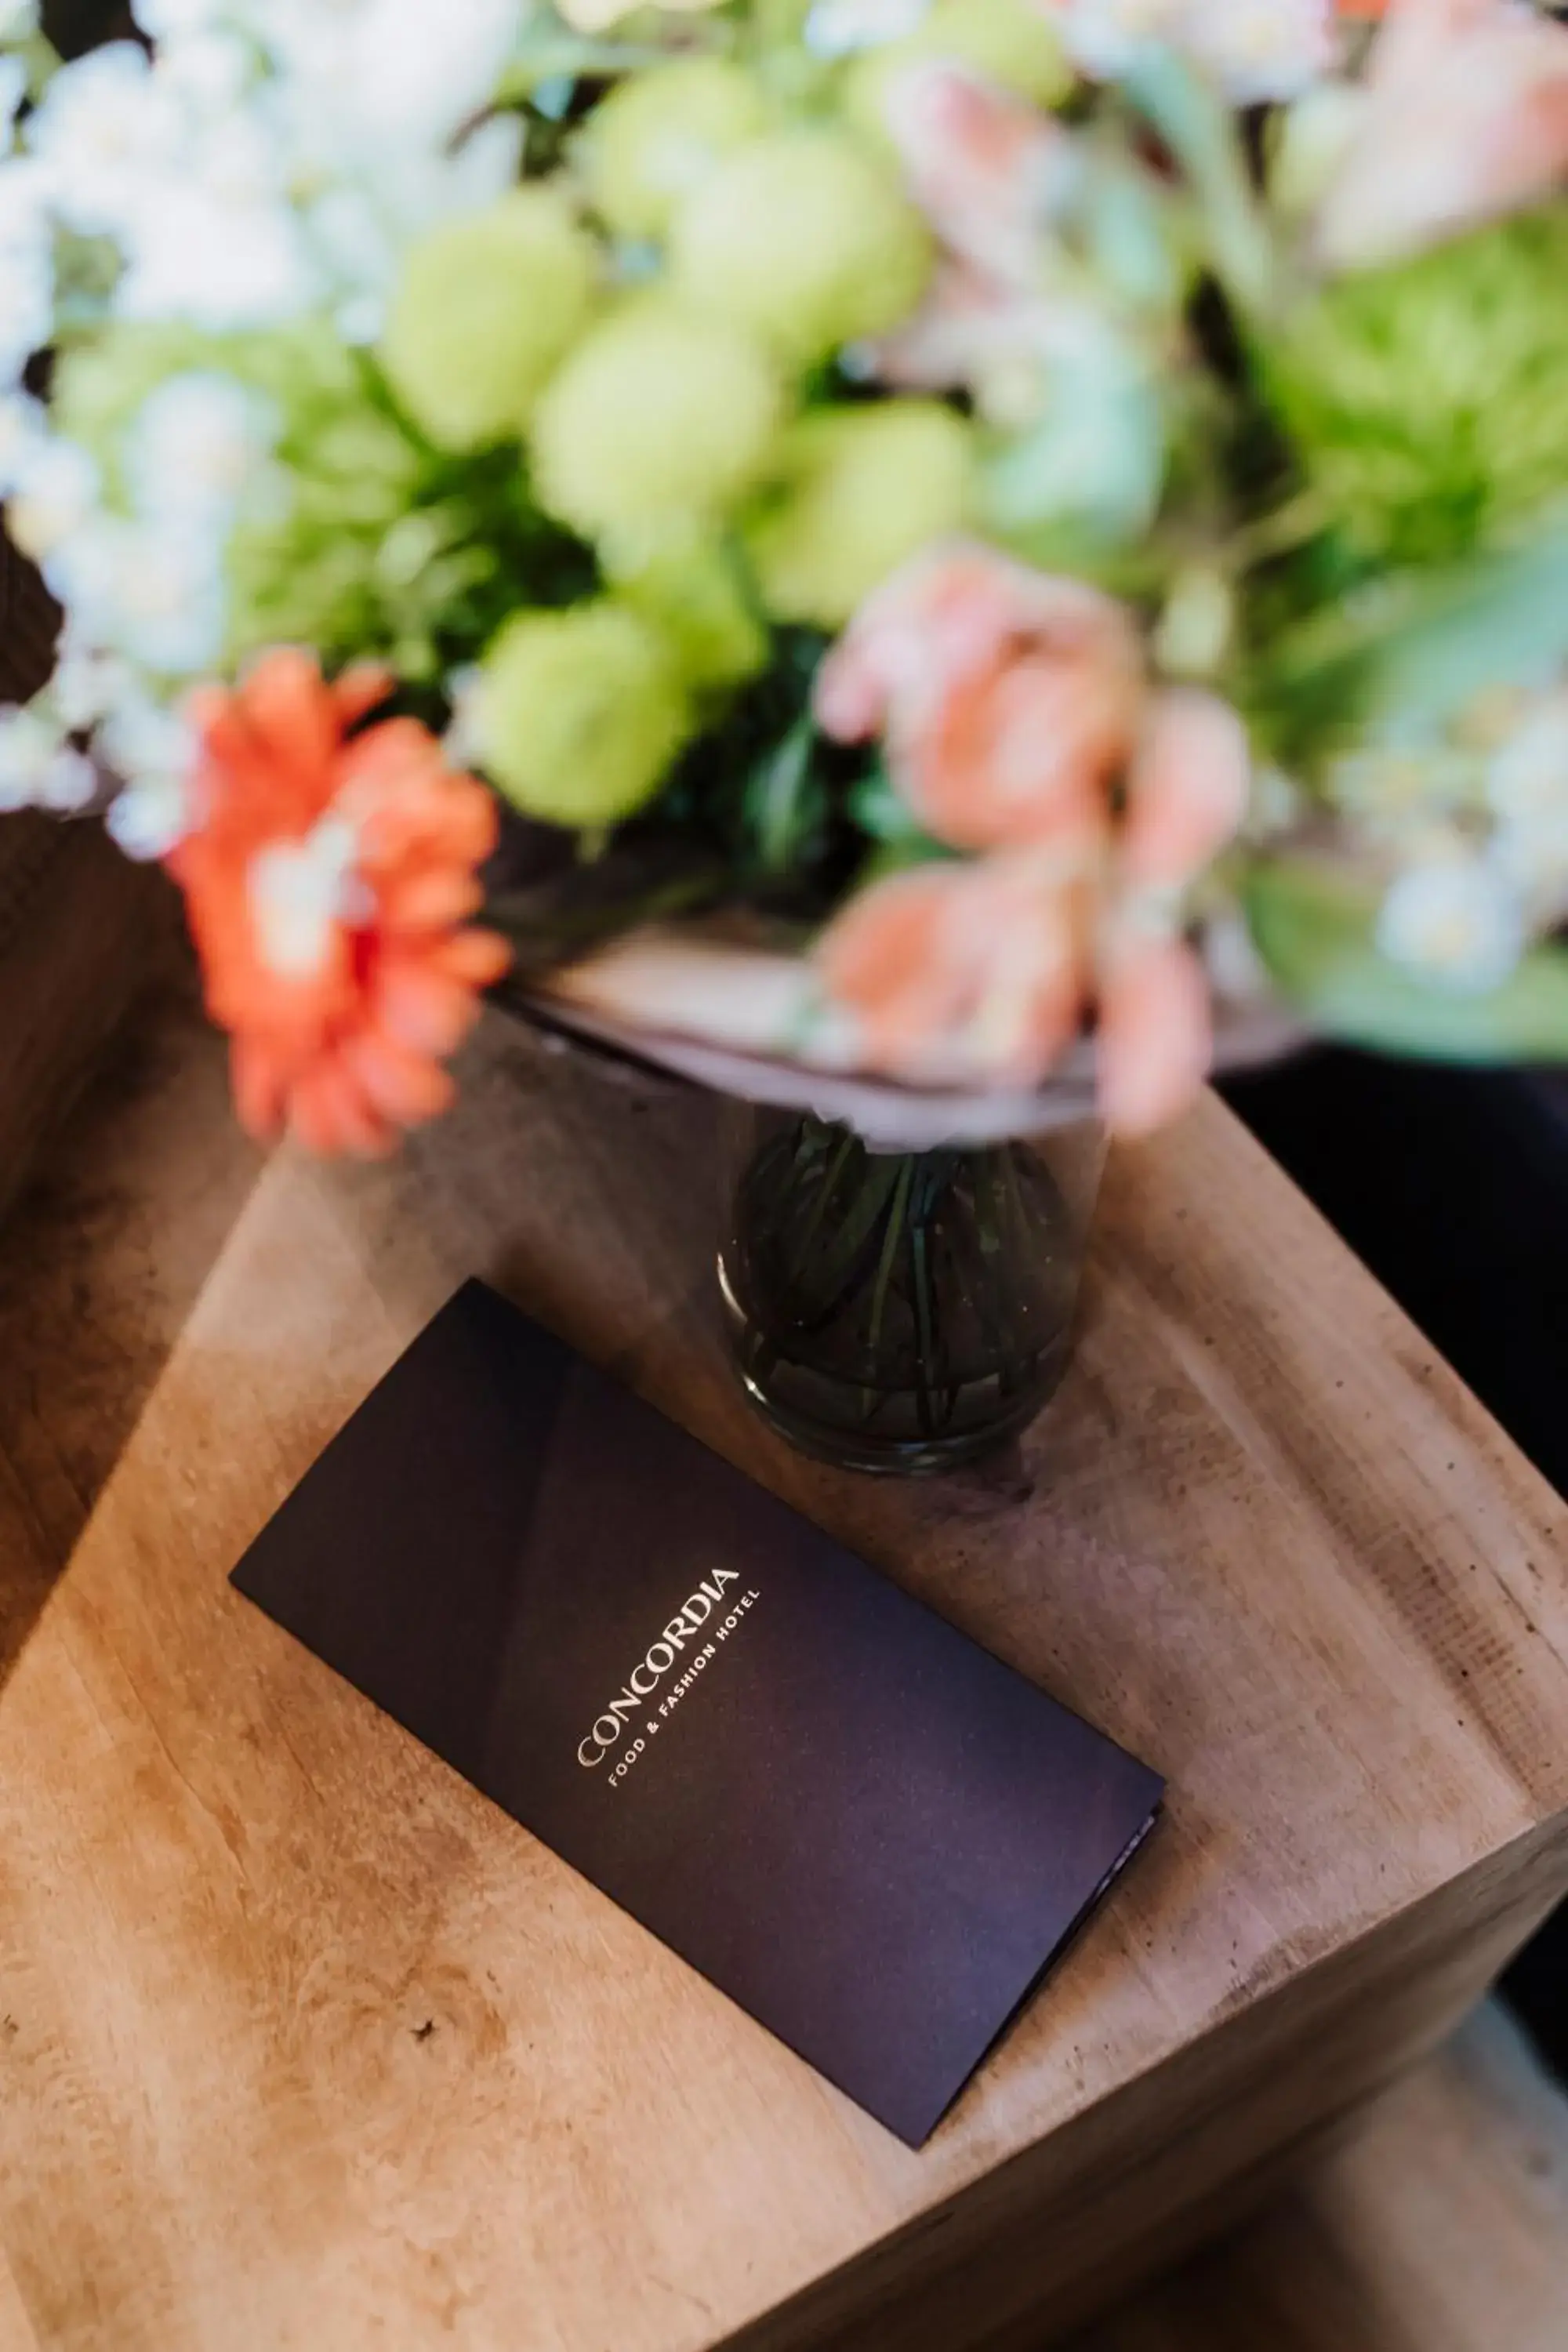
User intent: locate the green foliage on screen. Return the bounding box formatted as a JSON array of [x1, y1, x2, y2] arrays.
[[979, 330, 1164, 559], [1265, 209, 1568, 568], [742, 713, 821, 875], [1123, 47, 1275, 318], [1245, 856, 1568, 1060], [54, 319, 602, 684], [1243, 525, 1568, 774], [54, 320, 347, 494]]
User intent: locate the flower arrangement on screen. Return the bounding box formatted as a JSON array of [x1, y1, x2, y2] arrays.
[[0, 0, 1566, 1157]]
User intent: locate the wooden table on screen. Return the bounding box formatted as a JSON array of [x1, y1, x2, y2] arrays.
[[2, 1009, 1567, 2352]]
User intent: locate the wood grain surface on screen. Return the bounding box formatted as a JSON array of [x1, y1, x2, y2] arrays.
[[1071, 1998, 1568, 2352], [1, 1005, 1566, 2352], [0, 813, 166, 1227]]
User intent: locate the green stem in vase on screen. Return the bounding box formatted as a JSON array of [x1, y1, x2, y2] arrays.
[[860, 1156, 913, 1422]]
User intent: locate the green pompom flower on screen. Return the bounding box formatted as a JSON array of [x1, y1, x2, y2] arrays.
[[1267, 209, 1568, 569], [744, 401, 975, 627], [580, 60, 768, 241], [843, 0, 1071, 134], [477, 602, 695, 827], [530, 296, 786, 543], [667, 128, 933, 367], [380, 188, 601, 451], [610, 539, 769, 685]]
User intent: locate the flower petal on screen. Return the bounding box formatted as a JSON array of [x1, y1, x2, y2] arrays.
[[288, 1057, 399, 1158], [230, 1032, 290, 1142], [1096, 936, 1213, 1138], [1121, 688, 1251, 891], [340, 1025, 457, 1126], [331, 661, 396, 728], [373, 952, 486, 1058]]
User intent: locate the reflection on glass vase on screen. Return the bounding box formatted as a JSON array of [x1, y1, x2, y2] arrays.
[[717, 1105, 1104, 1476]]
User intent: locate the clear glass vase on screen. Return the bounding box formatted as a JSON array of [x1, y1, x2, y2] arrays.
[[717, 1105, 1103, 1476]]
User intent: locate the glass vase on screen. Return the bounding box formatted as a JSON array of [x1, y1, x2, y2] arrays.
[[717, 1105, 1103, 1476]]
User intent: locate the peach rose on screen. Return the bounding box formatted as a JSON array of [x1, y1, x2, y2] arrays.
[[815, 539, 1145, 855], [815, 679, 1253, 1133], [878, 60, 1078, 287], [1314, 0, 1568, 270], [816, 845, 1095, 1087], [1094, 689, 1254, 1136]]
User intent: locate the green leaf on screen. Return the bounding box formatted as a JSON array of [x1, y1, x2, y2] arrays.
[[847, 763, 922, 844], [845, 767, 954, 878], [743, 715, 822, 875], [1247, 526, 1568, 770], [1123, 47, 1276, 318], [1244, 856, 1568, 1061]]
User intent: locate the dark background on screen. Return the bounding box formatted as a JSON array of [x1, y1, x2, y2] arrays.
[[1223, 1053, 1568, 2082]]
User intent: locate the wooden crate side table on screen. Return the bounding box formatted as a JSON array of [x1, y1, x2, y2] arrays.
[[0, 533, 166, 1225], [1, 1012, 1566, 2352]]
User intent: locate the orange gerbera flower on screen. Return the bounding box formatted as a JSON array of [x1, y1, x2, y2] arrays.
[[166, 648, 511, 1156]]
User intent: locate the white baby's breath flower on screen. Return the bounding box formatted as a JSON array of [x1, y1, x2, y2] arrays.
[[106, 769, 196, 858], [6, 435, 100, 561], [150, 27, 253, 114], [43, 508, 226, 676], [37, 511, 126, 633], [1484, 691, 1568, 925], [805, 0, 930, 57], [267, 0, 522, 164], [0, 387, 45, 493], [52, 639, 134, 732], [97, 690, 201, 858], [0, 703, 64, 810], [116, 181, 315, 329], [0, 56, 27, 143], [0, 704, 94, 815], [1058, 0, 1336, 102], [1179, 0, 1336, 105], [109, 521, 228, 676], [1376, 858, 1525, 994], [26, 42, 181, 238], [0, 154, 53, 266], [1487, 693, 1568, 829], [96, 688, 194, 786], [301, 107, 524, 343], [1056, 0, 1177, 81], [125, 371, 278, 525], [131, 0, 225, 36], [0, 233, 50, 384], [34, 743, 98, 811]]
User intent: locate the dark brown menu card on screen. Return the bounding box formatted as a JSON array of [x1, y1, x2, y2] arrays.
[[230, 1279, 1163, 2145]]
